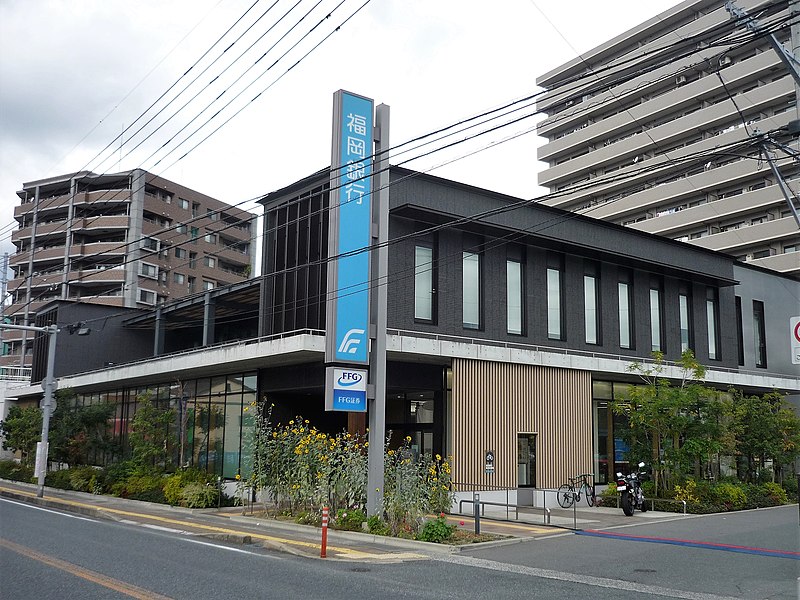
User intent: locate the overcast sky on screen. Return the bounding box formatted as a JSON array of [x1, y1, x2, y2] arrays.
[[0, 0, 678, 273]]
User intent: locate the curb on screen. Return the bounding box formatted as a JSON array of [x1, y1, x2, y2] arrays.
[[0, 479, 528, 555]]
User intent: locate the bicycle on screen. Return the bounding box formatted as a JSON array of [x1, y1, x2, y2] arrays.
[[556, 473, 596, 508]]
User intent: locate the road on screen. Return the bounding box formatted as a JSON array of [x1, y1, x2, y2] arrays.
[[1, 497, 797, 599]]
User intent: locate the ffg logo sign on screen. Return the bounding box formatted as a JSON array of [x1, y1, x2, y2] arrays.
[[325, 367, 368, 412]]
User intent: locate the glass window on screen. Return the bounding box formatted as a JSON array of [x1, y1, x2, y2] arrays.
[[507, 260, 523, 335], [179, 198, 189, 210], [140, 262, 157, 278], [547, 268, 562, 340], [619, 281, 631, 349], [204, 256, 216, 268], [753, 300, 767, 368], [173, 273, 185, 285], [176, 224, 187, 234], [462, 251, 480, 329], [204, 233, 217, 244], [415, 245, 434, 321], [175, 247, 187, 259], [706, 288, 719, 360], [650, 285, 662, 352], [679, 291, 692, 352], [584, 274, 598, 344]]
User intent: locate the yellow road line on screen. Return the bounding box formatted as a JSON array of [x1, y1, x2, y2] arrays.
[[0, 537, 173, 600], [0, 486, 370, 559]]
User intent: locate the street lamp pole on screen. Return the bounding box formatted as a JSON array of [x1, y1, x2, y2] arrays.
[[0, 323, 58, 497]]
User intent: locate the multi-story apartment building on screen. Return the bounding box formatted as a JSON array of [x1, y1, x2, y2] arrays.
[[536, 0, 799, 277], [2, 169, 256, 367]]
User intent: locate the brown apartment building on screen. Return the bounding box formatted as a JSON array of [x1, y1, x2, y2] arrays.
[[2, 169, 257, 368]]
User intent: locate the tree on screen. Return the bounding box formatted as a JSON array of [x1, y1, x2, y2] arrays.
[[49, 389, 117, 466], [612, 351, 723, 495], [129, 393, 176, 472], [0, 405, 42, 467], [728, 390, 800, 483]]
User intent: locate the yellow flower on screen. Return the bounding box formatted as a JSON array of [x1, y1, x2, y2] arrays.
[[289, 420, 295, 425], [405, 435, 412, 442], [243, 406, 249, 412], [435, 454, 442, 461], [387, 450, 395, 456], [304, 419, 309, 424], [364, 442, 369, 448], [235, 474, 241, 480]]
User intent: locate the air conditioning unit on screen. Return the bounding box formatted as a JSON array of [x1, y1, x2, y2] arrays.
[[676, 75, 688, 86]]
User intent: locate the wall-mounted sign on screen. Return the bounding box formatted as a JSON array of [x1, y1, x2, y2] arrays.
[[325, 367, 368, 412], [485, 449, 495, 475], [791, 316, 800, 365], [325, 90, 374, 366]]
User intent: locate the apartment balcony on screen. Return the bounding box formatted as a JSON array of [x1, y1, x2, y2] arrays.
[[688, 217, 798, 253], [543, 111, 793, 211], [538, 48, 781, 143], [7, 272, 62, 293], [70, 241, 128, 258], [70, 267, 127, 284], [79, 189, 130, 205], [612, 178, 789, 234], [539, 79, 793, 189], [66, 294, 124, 306], [214, 245, 251, 266], [5, 299, 53, 318], [750, 252, 800, 276], [11, 221, 69, 243], [1, 329, 25, 343], [73, 214, 129, 232], [0, 355, 31, 369]]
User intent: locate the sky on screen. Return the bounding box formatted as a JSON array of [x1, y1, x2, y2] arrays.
[[0, 0, 679, 275]]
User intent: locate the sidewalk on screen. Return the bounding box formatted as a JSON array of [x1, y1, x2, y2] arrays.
[[0, 479, 691, 561], [0, 480, 529, 561]]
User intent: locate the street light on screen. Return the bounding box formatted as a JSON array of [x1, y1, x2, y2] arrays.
[[0, 322, 58, 497]]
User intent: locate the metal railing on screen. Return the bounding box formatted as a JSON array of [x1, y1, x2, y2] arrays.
[[0, 366, 32, 382]]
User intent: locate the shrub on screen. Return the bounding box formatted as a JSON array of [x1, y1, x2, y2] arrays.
[[163, 468, 214, 506], [759, 482, 788, 506], [742, 483, 787, 508], [295, 511, 322, 526], [418, 514, 455, 543], [45, 469, 74, 490], [102, 460, 138, 493], [334, 508, 366, 531], [181, 482, 218, 509], [782, 475, 798, 497], [367, 514, 390, 536], [0, 459, 34, 483], [710, 482, 747, 511], [112, 474, 166, 503], [69, 466, 103, 493]]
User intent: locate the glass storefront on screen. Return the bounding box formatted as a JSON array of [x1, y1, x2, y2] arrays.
[[72, 371, 257, 478]]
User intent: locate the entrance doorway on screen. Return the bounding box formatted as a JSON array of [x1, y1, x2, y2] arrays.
[[517, 433, 537, 487]]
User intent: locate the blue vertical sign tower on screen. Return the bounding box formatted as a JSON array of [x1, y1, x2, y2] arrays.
[[326, 90, 374, 367]]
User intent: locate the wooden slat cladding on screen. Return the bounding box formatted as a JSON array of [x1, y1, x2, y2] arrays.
[[451, 358, 592, 490]]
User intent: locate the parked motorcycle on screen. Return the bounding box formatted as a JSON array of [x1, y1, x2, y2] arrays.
[[616, 462, 648, 516]]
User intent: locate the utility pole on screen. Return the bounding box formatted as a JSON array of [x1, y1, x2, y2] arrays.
[[0, 323, 58, 497]]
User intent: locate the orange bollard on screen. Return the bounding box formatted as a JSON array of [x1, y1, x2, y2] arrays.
[[320, 506, 329, 558]]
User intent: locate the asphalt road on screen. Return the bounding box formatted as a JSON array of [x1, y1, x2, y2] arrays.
[[1, 497, 797, 599]]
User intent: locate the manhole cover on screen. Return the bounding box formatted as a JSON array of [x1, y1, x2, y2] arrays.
[[634, 569, 657, 573], [350, 567, 371, 572]]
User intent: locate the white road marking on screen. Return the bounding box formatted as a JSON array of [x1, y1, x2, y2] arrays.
[[178, 536, 283, 558], [433, 554, 741, 600], [0, 497, 98, 523]]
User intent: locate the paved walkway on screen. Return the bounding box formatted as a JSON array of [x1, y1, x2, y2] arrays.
[[0, 479, 691, 561]]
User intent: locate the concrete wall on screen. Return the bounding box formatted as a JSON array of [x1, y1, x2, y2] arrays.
[[733, 264, 800, 375]]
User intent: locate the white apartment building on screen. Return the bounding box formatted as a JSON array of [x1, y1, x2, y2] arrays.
[[536, 0, 799, 277]]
